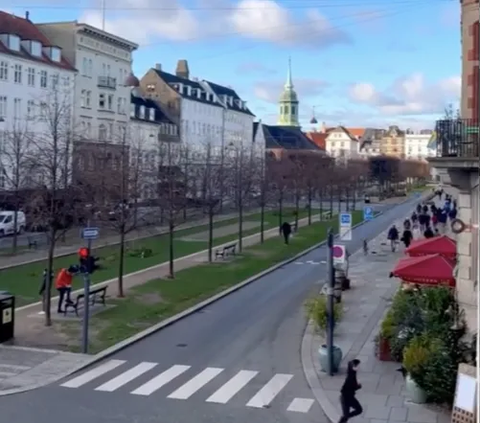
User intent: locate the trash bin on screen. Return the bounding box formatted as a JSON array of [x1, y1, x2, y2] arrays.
[[0, 292, 15, 343]]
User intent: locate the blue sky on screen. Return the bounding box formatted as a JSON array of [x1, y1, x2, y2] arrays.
[[8, 0, 461, 129]]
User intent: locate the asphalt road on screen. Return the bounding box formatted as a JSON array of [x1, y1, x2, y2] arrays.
[[0, 196, 422, 423]]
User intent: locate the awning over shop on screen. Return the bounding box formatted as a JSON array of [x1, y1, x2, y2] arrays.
[[405, 235, 456, 259]]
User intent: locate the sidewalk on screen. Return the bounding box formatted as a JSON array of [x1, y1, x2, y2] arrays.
[[0, 209, 261, 270], [302, 212, 451, 423]]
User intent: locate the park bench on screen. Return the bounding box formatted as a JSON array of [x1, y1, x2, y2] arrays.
[[27, 235, 43, 250], [64, 286, 108, 316], [215, 243, 237, 260]]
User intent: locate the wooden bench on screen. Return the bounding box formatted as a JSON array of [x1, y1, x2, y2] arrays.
[[64, 286, 108, 316], [215, 243, 237, 260], [27, 235, 43, 249]]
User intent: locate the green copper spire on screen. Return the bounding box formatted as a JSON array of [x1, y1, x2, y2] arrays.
[[278, 56, 300, 127]]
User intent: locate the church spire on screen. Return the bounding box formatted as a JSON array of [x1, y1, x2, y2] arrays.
[[278, 57, 300, 127]]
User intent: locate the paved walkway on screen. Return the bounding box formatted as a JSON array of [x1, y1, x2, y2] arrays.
[[302, 204, 451, 423]]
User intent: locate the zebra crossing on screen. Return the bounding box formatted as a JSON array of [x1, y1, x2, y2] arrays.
[[59, 359, 314, 413]]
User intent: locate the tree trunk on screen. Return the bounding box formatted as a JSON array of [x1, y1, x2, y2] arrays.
[[168, 219, 174, 278], [278, 194, 283, 234], [238, 197, 243, 252], [117, 227, 125, 297], [337, 187, 342, 213], [208, 207, 213, 262], [307, 188, 312, 225], [352, 182, 357, 211], [12, 203, 18, 253], [260, 201, 265, 243], [319, 189, 323, 221], [329, 184, 333, 216], [294, 190, 299, 229], [345, 186, 350, 211], [44, 227, 56, 326]]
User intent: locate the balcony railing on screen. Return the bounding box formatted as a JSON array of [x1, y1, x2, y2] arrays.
[[97, 76, 117, 89], [435, 118, 479, 158]]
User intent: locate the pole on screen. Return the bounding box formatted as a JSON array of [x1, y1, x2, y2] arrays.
[[82, 223, 92, 354], [326, 228, 335, 376]]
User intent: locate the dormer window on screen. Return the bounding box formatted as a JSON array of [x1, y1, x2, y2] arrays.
[[139, 105, 145, 119], [8, 35, 20, 51], [51, 47, 61, 62], [31, 41, 42, 56], [130, 103, 135, 117], [229, 96, 234, 106], [197, 89, 202, 99], [149, 108, 155, 121]]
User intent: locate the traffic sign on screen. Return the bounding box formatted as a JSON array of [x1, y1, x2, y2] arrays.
[[82, 227, 99, 240], [339, 213, 352, 241], [333, 244, 346, 265], [363, 206, 373, 221]]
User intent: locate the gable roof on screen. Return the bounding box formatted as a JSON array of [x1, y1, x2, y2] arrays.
[[130, 93, 174, 124], [346, 127, 365, 139], [263, 125, 324, 151], [204, 80, 255, 116], [152, 68, 223, 107], [0, 12, 76, 71], [305, 131, 327, 150]]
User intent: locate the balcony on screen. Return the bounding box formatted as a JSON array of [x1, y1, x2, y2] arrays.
[[429, 119, 479, 173], [97, 76, 117, 89]]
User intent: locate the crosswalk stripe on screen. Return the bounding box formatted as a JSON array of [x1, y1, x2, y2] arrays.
[[287, 398, 314, 413], [61, 359, 126, 388], [167, 367, 224, 400], [94, 362, 158, 392], [131, 365, 191, 396], [246, 373, 293, 408], [206, 370, 258, 404]]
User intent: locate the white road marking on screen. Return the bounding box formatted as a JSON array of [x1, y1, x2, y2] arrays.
[[167, 367, 224, 400], [95, 362, 158, 392], [287, 398, 315, 413], [61, 359, 126, 388], [294, 262, 304, 265], [131, 365, 191, 396], [0, 364, 30, 371], [206, 370, 258, 404], [246, 373, 293, 408]]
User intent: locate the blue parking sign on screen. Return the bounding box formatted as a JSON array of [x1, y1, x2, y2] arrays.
[[363, 206, 373, 221], [340, 213, 351, 224]]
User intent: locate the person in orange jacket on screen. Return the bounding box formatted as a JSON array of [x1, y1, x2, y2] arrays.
[[55, 265, 77, 313]]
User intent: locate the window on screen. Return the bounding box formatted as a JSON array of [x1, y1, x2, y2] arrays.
[[86, 122, 91, 136], [86, 91, 91, 108], [117, 97, 122, 113], [98, 124, 107, 141], [64, 76, 70, 87], [0, 96, 7, 118], [146, 84, 155, 92], [107, 94, 113, 110], [50, 47, 61, 62], [31, 41, 42, 56], [81, 90, 86, 107], [27, 100, 35, 119], [40, 102, 48, 120], [88, 59, 93, 76], [14, 98, 21, 119], [292, 105, 296, 115], [8, 35, 20, 51], [40, 70, 47, 88], [140, 106, 145, 119], [27, 67, 35, 86], [102, 63, 106, 76], [99, 93, 105, 109], [51, 74, 59, 89], [106, 64, 110, 77], [149, 108, 155, 121], [130, 103, 135, 117], [14, 64, 22, 84], [0, 61, 7, 81], [82, 58, 88, 75]]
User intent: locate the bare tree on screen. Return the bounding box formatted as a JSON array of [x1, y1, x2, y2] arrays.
[[268, 151, 293, 234], [251, 148, 272, 243], [27, 86, 77, 326], [0, 122, 32, 251]]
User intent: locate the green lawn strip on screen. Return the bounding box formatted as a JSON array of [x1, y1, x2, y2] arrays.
[[73, 210, 364, 354], [2, 207, 308, 306]]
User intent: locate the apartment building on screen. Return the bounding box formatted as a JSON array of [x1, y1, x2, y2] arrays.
[[325, 126, 362, 160], [359, 128, 385, 157], [404, 131, 435, 160], [380, 126, 405, 158], [37, 20, 138, 142], [0, 11, 76, 189]]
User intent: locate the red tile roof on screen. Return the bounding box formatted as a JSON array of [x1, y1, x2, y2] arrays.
[[305, 132, 327, 150], [346, 128, 365, 138], [0, 11, 76, 71]]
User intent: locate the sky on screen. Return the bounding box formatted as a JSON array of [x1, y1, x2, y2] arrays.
[[6, 0, 462, 130]]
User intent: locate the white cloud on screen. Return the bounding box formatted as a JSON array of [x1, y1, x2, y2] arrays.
[[235, 61, 277, 75], [348, 73, 461, 116], [230, 0, 351, 48], [253, 78, 329, 103]]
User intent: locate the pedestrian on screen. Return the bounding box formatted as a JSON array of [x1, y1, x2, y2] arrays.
[[281, 221, 292, 245], [424, 226, 434, 239], [387, 225, 399, 252], [401, 227, 413, 248], [55, 265, 77, 313], [422, 204, 429, 214], [416, 204, 422, 214], [39, 268, 53, 313], [403, 219, 411, 230], [411, 211, 417, 223], [448, 207, 457, 221], [338, 359, 363, 423], [431, 213, 438, 229]]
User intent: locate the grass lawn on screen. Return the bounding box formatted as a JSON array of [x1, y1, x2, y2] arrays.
[[2, 207, 309, 306], [61, 210, 365, 353]]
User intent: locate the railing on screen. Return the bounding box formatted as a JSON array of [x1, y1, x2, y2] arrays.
[[435, 118, 479, 158], [97, 76, 117, 89]]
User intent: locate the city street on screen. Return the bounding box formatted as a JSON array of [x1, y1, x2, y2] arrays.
[[0, 196, 421, 423]]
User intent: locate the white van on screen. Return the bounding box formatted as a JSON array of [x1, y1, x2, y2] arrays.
[[0, 211, 26, 237]]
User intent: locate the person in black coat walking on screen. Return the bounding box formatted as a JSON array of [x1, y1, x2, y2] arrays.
[[281, 222, 292, 244], [339, 359, 363, 423]]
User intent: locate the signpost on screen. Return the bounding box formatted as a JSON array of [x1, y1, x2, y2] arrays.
[[326, 229, 335, 376], [80, 226, 99, 354], [363, 206, 373, 221], [339, 213, 352, 241]]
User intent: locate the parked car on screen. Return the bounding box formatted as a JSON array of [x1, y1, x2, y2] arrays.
[[0, 211, 26, 237]]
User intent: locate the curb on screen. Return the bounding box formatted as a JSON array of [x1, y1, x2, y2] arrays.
[[0, 211, 375, 397]]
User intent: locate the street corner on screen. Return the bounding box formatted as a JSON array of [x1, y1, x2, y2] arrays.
[[0, 345, 91, 396]]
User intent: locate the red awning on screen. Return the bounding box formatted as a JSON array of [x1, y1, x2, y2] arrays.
[[405, 235, 457, 259], [391, 254, 456, 287]]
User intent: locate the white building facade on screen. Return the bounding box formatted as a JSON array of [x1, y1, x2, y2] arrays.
[[404, 133, 435, 160], [0, 12, 76, 189], [325, 126, 360, 160], [37, 21, 138, 143]]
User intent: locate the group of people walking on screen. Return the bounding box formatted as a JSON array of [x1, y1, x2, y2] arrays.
[[386, 191, 457, 252]]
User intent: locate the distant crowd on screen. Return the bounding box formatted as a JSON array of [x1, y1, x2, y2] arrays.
[[387, 188, 457, 252]]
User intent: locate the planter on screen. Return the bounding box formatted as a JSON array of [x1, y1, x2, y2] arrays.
[[405, 374, 427, 404], [341, 278, 351, 290], [318, 344, 343, 373], [377, 336, 392, 361]]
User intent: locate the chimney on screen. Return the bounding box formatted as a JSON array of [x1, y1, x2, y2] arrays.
[[25, 11, 30, 20], [175, 59, 189, 79], [320, 122, 326, 133], [155, 63, 162, 71]]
